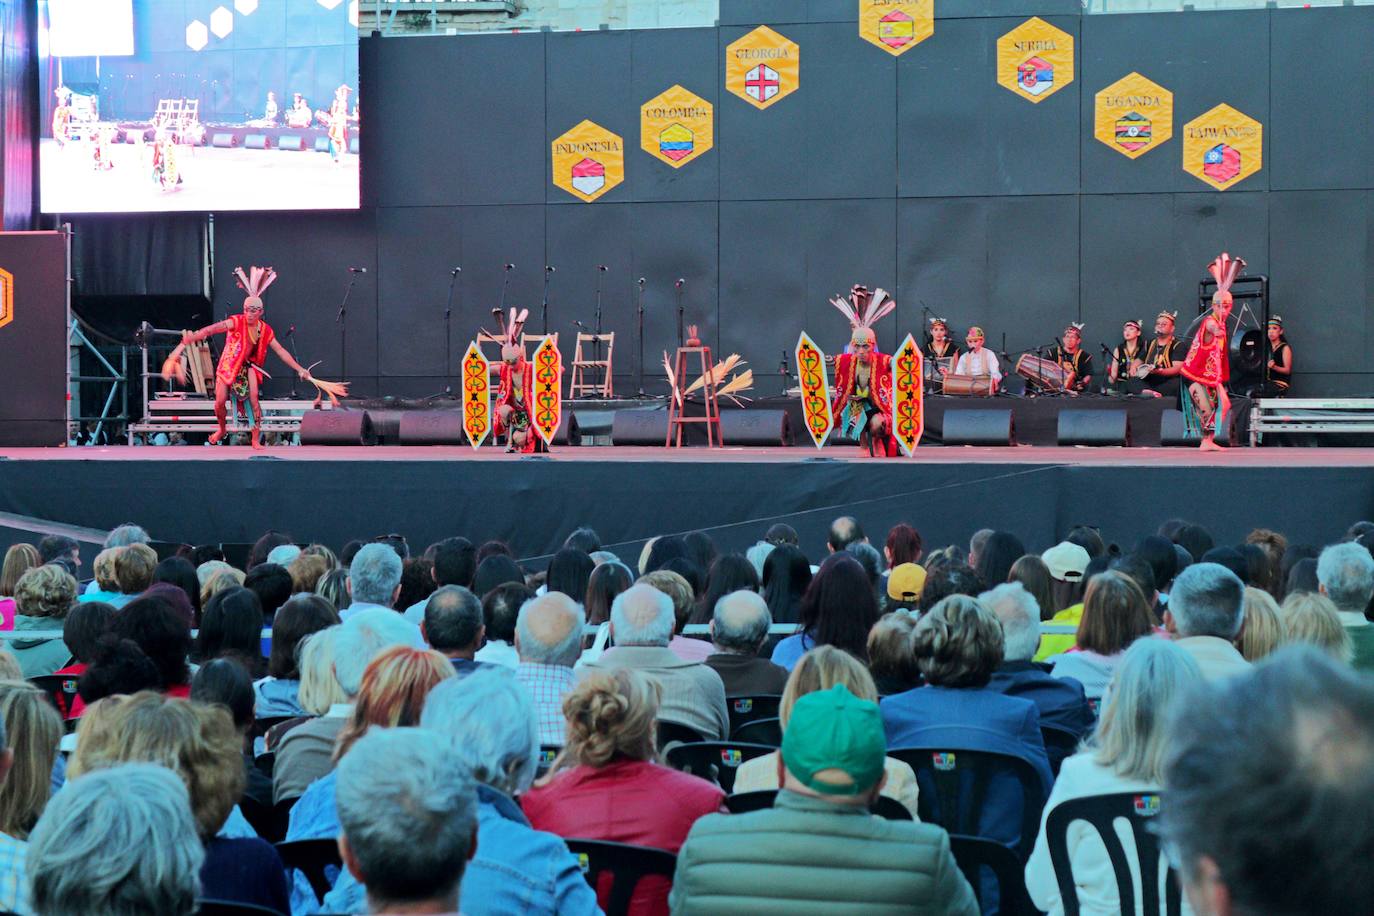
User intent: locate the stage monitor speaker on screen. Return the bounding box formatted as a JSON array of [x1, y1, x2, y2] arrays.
[[299, 409, 376, 446], [244, 133, 269, 150], [1059, 409, 1131, 446], [398, 411, 465, 446], [1161, 408, 1234, 447], [211, 132, 236, 148], [943, 409, 1015, 446], [350, 137, 360, 154], [277, 135, 304, 151], [314, 137, 331, 153], [611, 409, 668, 446], [554, 411, 580, 446], [719, 409, 791, 446]]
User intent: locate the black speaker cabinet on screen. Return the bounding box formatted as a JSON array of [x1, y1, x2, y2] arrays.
[[719, 409, 791, 446], [211, 132, 236, 148], [943, 409, 1015, 446], [314, 136, 331, 153], [398, 411, 465, 446], [1058, 409, 1131, 447], [277, 135, 305, 151], [553, 412, 580, 446], [611, 409, 669, 445], [244, 133, 269, 150], [299, 409, 376, 446]]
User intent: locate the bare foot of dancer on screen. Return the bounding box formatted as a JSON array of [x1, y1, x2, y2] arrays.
[[208, 428, 226, 446], [1199, 436, 1224, 452], [251, 431, 264, 450]]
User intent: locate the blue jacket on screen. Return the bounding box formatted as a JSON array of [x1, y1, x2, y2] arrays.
[[985, 661, 1093, 736]]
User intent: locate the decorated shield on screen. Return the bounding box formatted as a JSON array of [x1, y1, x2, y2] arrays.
[[461, 341, 491, 450], [891, 333, 924, 456], [531, 335, 563, 447], [795, 332, 833, 449]]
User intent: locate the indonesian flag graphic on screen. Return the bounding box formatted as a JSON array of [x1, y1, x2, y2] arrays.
[[571, 158, 606, 195], [879, 10, 915, 49], [745, 64, 780, 103]]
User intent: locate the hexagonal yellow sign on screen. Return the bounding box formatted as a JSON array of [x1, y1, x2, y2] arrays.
[[0, 268, 12, 331], [551, 120, 625, 203], [641, 86, 714, 169], [1182, 103, 1262, 191], [1094, 72, 1173, 159], [997, 17, 1073, 104], [726, 25, 799, 111], [859, 0, 933, 57]]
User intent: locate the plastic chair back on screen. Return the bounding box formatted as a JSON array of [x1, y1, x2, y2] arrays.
[[655, 720, 706, 751], [536, 744, 560, 777], [888, 746, 1046, 854], [1045, 792, 1182, 916], [276, 838, 343, 903], [729, 716, 782, 747], [724, 788, 913, 820], [1040, 723, 1082, 777], [29, 674, 79, 717], [727, 694, 781, 736], [565, 838, 677, 916], [239, 794, 294, 844], [664, 741, 774, 793], [948, 834, 1040, 916], [195, 900, 286, 915]]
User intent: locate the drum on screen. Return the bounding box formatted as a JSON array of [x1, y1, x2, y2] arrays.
[[943, 374, 993, 397], [1015, 354, 1069, 391]]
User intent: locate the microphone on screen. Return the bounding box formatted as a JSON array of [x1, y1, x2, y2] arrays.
[[286, 324, 296, 335], [596, 265, 608, 272], [545, 265, 556, 273], [675, 278, 685, 289], [638, 277, 646, 287], [450, 267, 462, 276], [348, 266, 367, 273], [504, 263, 515, 271], [1054, 337, 1064, 351]]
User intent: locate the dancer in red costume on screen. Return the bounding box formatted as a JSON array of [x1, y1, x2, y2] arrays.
[[491, 307, 546, 454], [829, 285, 899, 457], [1180, 252, 1243, 451]]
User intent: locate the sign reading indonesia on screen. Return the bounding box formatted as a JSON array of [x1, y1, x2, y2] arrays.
[[858, 0, 933, 57], [1094, 72, 1173, 159], [641, 86, 714, 168], [727, 25, 799, 110], [1181, 103, 1262, 191], [551, 120, 625, 203], [997, 17, 1074, 104]]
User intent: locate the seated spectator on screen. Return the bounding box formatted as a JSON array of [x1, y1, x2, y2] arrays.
[[303, 541, 338, 569], [1283, 556, 1320, 599], [641, 569, 712, 663], [884, 522, 924, 571], [584, 584, 728, 740], [1025, 639, 1202, 914], [881, 595, 1053, 849], [1164, 562, 1250, 681], [254, 594, 339, 719], [1134, 535, 1179, 605], [546, 548, 595, 602], [523, 669, 725, 916], [764, 523, 799, 548], [48, 601, 113, 718], [564, 527, 602, 555], [245, 562, 294, 623], [37, 535, 80, 579], [704, 591, 788, 696], [0, 652, 20, 681], [967, 528, 994, 569], [27, 763, 204, 916], [691, 554, 760, 626], [109, 591, 193, 696], [514, 592, 584, 746], [0, 544, 40, 600], [974, 531, 1026, 591], [866, 613, 922, 697], [195, 587, 267, 678], [287, 552, 329, 595], [1280, 591, 1351, 663], [761, 544, 811, 625], [0, 703, 26, 912], [76, 636, 162, 705], [1009, 554, 1056, 622], [917, 562, 986, 613], [1048, 571, 1156, 700], [0, 681, 62, 842], [884, 562, 925, 613], [584, 561, 632, 627], [192, 658, 272, 808], [422, 586, 491, 677], [771, 554, 879, 671], [325, 670, 600, 916], [1237, 586, 1284, 662], [152, 555, 202, 621], [111, 543, 157, 607], [1034, 541, 1093, 659], [1161, 647, 1374, 916], [671, 683, 977, 915], [472, 554, 525, 599], [335, 728, 479, 916], [660, 558, 704, 603], [267, 543, 302, 567], [1200, 546, 1248, 583], [745, 541, 774, 580], [262, 624, 346, 754], [102, 522, 150, 550], [1316, 541, 1374, 671], [402, 537, 476, 621], [313, 567, 348, 612], [249, 530, 294, 570], [341, 544, 403, 620], [201, 565, 246, 608], [475, 580, 529, 669], [75, 546, 120, 605], [845, 542, 884, 596], [69, 692, 290, 915], [11, 565, 78, 677], [982, 583, 1092, 738], [395, 557, 437, 617], [735, 645, 921, 819]]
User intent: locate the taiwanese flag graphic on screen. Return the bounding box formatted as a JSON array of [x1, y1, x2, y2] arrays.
[[1017, 56, 1054, 95], [1115, 112, 1152, 151], [879, 10, 915, 49], [659, 123, 695, 162], [1203, 144, 1241, 184], [571, 157, 606, 195]]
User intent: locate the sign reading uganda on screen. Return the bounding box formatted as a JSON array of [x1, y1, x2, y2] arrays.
[[551, 120, 625, 203], [1094, 72, 1173, 160], [726, 25, 799, 110], [997, 17, 1074, 104], [641, 86, 714, 169], [858, 0, 934, 57]]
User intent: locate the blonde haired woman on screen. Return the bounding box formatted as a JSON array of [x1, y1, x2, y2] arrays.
[[734, 644, 920, 819], [77, 547, 122, 605], [0, 545, 40, 599], [1025, 639, 1203, 915], [1280, 592, 1352, 663], [0, 681, 62, 841], [522, 668, 724, 916], [12, 565, 77, 677], [1237, 586, 1284, 662]]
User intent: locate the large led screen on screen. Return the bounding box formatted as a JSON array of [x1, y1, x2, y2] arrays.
[[39, 0, 360, 213]]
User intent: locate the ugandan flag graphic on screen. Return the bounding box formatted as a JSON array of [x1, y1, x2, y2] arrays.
[[1115, 112, 1152, 152], [879, 10, 915, 49], [571, 157, 606, 195], [659, 123, 695, 162]]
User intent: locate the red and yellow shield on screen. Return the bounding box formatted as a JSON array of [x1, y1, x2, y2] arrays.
[[795, 332, 832, 449], [891, 333, 924, 455], [0, 268, 13, 330], [461, 341, 491, 450], [531, 335, 563, 447]]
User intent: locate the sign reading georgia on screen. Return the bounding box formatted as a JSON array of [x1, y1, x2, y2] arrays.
[[726, 26, 800, 111]]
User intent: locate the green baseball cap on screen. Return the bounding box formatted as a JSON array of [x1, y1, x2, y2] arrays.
[[781, 683, 887, 796]]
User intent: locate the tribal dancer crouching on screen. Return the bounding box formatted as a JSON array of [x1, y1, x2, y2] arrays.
[[491, 308, 546, 454], [1180, 253, 1243, 451], [830, 285, 899, 457]]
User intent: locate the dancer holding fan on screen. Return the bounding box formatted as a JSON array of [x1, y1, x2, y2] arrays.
[[1181, 252, 1244, 451]]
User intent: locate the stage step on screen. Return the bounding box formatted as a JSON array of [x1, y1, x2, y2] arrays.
[[1251, 398, 1374, 445]]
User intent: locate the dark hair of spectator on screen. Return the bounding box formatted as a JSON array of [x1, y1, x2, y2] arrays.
[[919, 564, 987, 614], [661, 557, 704, 600], [885, 524, 923, 567], [195, 587, 265, 677], [190, 544, 225, 567], [1076, 571, 1155, 656], [396, 558, 437, 614], [546, 549, 595, 601], [473, 555, 524, 600], [152, 556, 201, 619], [37, 535, 79, 566], [268, 595, 340, 680], [77, 635, 161, 704], [1284, 558, 1320, 599], [797, 554, 880, 662], [476, 540, 513, 565], [761, 545, 811, 626], [248, 531, 294, 570], [563, 527, 602, 555], [1174, 523, 1215, 563], [1238, 543, 1274, 594], [643, 536, 689, 574], [683, 532, 718, 575], [431, 537, 477, 589], [62, 601, 114, 665], [1065, 525, 1106, 559], [974, 531, 1026, 589], [340, 540, 365, 568], [242, 563, 292, 624], [1135, 535, 1179, 594], [482, 581, 534, 644], [764, 523, 799, 547], [190, 657, 255, 733], [1008, 555, 1056, 621], [585, 562, 632, 627], [691, 554, 761, 625], [1109, 553, 1158, 605], [1200, 547, 1248, 584]]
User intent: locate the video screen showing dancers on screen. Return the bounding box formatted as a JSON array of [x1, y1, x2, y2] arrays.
[[39, 0, 360, 213]]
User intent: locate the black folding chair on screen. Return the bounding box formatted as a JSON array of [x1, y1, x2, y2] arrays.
[[725, 788, 913, 820], [239, 794, 295, 845], [655, 720, 706, 752], [727, 694, 781, 736], [1046, 792, 1183, 916], [729, 717, 782, 747], [536, 744, 560, 777], [195, 900, 286, 915], [948, 834, 1040, 916], [249, 716, 296, 742], [888, 746, 1047, 855], [275, 838, 343, 903], [1040, 723, 1082, 778], [565, 838, 677, 916], [252, 751, 275, 781], [664, 741, 775, 793], [29, 673, 79, 717]]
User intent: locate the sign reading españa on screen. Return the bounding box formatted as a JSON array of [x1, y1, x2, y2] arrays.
[[640, 86, 714, 169], [997, 17, 1073, 104], [858, 0, 933, 57], [1182, 103, 1262, 191], [551, 120, 625, 203], [726, 26, 799, 110], [0, 268, 12, 331], [1094, 72, 1173, 159]]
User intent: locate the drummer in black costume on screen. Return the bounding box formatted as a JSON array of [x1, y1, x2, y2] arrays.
[[1048, 324, 1094, 392], [1260, 316, 1293, 396], [1107, 319, 1149, 394], [1142, 311, 1185, 398], [922, 317, 961, 380]]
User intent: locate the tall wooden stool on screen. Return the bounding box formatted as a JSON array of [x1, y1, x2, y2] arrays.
[[568, 332, 615, 398], [666, 346, 723, 447]]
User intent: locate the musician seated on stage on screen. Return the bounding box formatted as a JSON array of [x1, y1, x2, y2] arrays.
[[1261, 316, 1293, 397], [1048, 325, 1093, 393], [1107, 319, 1149, 395], [922, 318, 961, 377], [952, 327, 1000, 394], [1142, 311, 1184, 398]]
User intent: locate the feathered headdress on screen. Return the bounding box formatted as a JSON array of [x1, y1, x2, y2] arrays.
[[233, 266, 278, 308], [1207, 252, 1246, 305], [486, 307, 530, 359], [1156, 310, 1178, 324], [1065, 322, 1086, 335], [830, 284, 895, 340]]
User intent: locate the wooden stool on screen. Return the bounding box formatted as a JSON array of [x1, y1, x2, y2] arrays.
[[666, 346, 723, 448], [568, 332, 615, 398]]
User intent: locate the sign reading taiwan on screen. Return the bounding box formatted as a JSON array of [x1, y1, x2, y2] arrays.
[[551, 120, 625, 203], [858, 0, 933, 57], [997, 17, 1074, 104], [1182, 103, 1262, 191], [641, 86, 714, 169], [1094, 73, 1173, 159], [726, 26, 799, 110]]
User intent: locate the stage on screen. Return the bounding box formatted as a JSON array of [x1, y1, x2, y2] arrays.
[[1, 444, 1369, 566]]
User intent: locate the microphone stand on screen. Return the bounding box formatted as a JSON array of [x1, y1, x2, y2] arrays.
[[675, 280, 686, 349], [498, 264, 513, 315], [443, 268, 461, 397], [336, 270, 360, 382], [592, 266, 607, 396], [635, 278, 647, 397], [541, 266, 554, 337], [286, 326, 301, 399]]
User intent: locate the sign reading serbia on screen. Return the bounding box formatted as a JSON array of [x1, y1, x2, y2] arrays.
[[726, 26, 799, 111], [997, 17, 1074, 104], [641, 86, 714, 169], [1182, 104, 1262, 191], [551, 120, 625, 203], [858, 0, 933, 57], [1094, 73, 1173, 159]]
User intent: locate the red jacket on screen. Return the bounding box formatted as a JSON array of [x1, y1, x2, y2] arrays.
[[521, 759, 725, 916]]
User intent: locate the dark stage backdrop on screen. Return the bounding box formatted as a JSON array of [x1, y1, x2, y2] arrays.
[[0, 231, 69, 445], [210, 4, 1374, 400]]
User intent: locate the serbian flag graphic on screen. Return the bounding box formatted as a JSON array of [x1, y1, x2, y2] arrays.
[[571, 158, 606, 195], [1017, 56, 1054, 95]]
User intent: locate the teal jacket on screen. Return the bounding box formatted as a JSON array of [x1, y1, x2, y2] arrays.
[[669, 789, 978, 915], [9, 615, 73, 678]]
